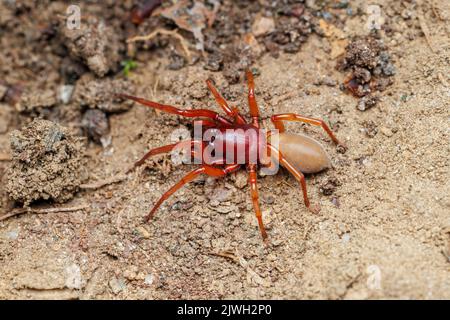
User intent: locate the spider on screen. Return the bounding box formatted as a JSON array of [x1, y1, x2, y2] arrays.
[[119, 70, 343, 240]]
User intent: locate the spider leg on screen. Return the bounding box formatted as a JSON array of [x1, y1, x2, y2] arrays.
[[145, 164, 241, 222], [267, 144, 319, 213], [246, 69, 260, 128], [270, 113, 342, 146], [206, 79, 247, 124], [128, 140, 205, 172], [118, 93, 232, 126], [247, 164, 267, 240]]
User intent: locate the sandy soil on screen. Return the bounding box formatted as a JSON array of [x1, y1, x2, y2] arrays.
[[0, 0, 449, 299]]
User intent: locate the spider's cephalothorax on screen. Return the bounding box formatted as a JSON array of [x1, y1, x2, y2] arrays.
[[119, 70, 343, 240]]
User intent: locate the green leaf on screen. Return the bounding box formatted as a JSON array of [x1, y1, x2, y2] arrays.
[[121, 60, 138, 77]]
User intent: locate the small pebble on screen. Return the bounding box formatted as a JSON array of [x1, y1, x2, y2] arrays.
[[342, 233, 351, 243], [82, 109, 109, 144], [263, 194, 275, 204], [0, 84, 7, 100], [209, 187, 232, 203], [65, 264, 82, 290], [58, 85, 74, 104], [109, 277, 126, 294], [380, 127, 393, 137], [233, 171, 248, 189], [272, 239, 284, 247], [124, 267, 139, 281], [252, 16, 275, 37], [322, 77, 337, 87], [168, 53, 185, 70], [204, 52, 223, 72], [331, 197, 340, 208], [144, 274, 154, 286], [6, 230, 19, 240], [136, 226, 150, 239], [357, 95, 378, 111]]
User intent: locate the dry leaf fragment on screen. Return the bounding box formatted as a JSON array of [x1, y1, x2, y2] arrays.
[[252, 15, 275, 37], [160, 0, 220, 52]]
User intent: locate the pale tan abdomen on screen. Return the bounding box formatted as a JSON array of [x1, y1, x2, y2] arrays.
[[270, 132, 331, 174]]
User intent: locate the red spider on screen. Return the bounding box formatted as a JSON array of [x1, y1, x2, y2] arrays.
[[119, 70, 343, 240]]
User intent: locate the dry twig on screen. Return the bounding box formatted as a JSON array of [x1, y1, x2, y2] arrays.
[[208, 250, 239, 263], [0, 204, 89, 221]]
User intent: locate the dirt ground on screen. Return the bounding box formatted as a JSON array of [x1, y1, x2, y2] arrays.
[[0, 0, 449, 299]]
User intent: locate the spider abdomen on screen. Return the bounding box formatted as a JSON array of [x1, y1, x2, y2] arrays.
[[272, 132, 331, 174]]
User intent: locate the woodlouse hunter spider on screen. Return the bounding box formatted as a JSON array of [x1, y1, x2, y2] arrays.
[[119, 70, 344, 240]]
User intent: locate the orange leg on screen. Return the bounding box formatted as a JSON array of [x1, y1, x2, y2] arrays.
[[145, 164, 241, 221], [248, 164, 267, 240], [129, 140, 205, 171], [118, 93, 232, 126], [267, 144, 318, 213], [206, 80, 246, 124], [270, 113, 342, 145], [246, 70, 260, 128]]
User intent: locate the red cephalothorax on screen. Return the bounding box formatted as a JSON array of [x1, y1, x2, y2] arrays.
[[119, 70, 344, 241]]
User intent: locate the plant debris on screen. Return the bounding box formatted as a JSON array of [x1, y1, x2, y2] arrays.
[[160, 0, 220, 52]]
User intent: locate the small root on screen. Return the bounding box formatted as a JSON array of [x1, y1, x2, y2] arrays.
[[127, 28, 192, 63], [209, 250, 271, 287], [417, 7, 437, 53], [80, 174, 127, 190], [431, 0, 444, 21], [0, 204, 89, 221]]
